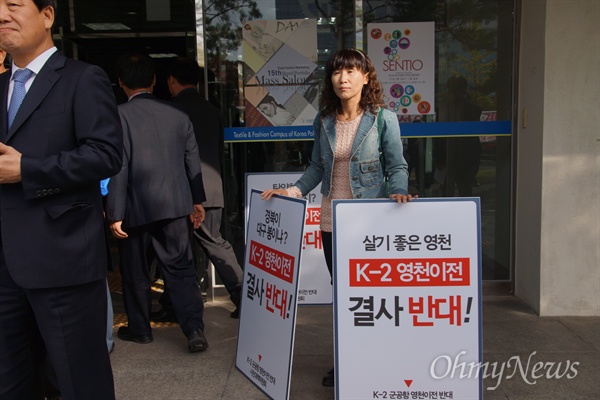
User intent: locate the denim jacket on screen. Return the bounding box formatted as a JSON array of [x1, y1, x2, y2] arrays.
[[294, 108, 408, 199]]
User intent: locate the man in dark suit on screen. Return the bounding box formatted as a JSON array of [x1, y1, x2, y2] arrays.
[[151, 57, 243, 321], [0, 1, 123, 399], [104, 52, 209, 353]]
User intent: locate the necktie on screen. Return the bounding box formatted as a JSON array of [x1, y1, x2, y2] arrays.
[[8, 68, 34, 129]]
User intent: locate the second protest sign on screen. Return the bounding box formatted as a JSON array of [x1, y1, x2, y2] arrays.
[[236, 189, 306, 400]]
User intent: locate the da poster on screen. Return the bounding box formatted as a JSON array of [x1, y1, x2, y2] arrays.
[[242, 19, 319, 129]]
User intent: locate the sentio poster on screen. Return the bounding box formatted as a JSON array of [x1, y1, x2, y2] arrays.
[[333, 198, 482, 400], [367, 22, 435, 118], [236, 190, 306, 400], [245, 173, 332, 304]]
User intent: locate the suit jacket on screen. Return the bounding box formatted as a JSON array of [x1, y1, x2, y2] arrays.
[[171, 88, 224, 208], [0, 51, 123, 289], [104, 93, 206, 229]]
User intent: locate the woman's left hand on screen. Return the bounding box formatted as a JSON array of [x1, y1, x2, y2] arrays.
[[261, 188, 288, 200], [389, 193, 418, 203]]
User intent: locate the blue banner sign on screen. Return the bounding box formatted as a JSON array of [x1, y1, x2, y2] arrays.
[[224, 120, 511, 142]]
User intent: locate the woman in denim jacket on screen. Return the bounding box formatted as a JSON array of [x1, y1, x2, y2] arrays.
[[261, 49, 416, 385]]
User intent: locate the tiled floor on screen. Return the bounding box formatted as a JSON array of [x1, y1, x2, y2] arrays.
[[108, 274, 599, 400]]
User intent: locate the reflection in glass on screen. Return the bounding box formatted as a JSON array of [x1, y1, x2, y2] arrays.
[[205, 0, 515, 281]]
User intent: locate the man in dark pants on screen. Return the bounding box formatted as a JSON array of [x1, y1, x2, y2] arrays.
[[0, 1, 122, 398], [104, 52, 209, 353], [151, 57, 243, 320]]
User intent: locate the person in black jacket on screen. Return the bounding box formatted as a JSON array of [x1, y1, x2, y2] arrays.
[[105, 53, 209, 353], [0, 1, 122, 398], [152, 57, 243, 320]]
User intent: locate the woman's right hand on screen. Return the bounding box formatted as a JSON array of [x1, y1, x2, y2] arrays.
[[261, 188, 289, 200]]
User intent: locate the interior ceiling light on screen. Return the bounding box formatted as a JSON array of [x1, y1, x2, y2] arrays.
[[149, 53, 179, 58], [83, 23, 131, 31]]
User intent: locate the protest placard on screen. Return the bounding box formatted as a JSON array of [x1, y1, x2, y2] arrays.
[[236, 190, 306, 399], [246, 173, 332, 304], [333, 198, 482, 400]]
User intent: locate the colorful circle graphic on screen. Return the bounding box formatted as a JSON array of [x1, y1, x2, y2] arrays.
[[384, 47, 392, 55], [371, 29, 382, 39], [417, 101, 431, 114], [400, 96, 412, 107], [412, 93, 422, 103], [399, 37, 410, 49], [392, 30, 402, 40], [390, 84, 404, 98], [384, 33, 392, 41]]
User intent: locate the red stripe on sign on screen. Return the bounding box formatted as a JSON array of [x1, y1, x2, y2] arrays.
[[305, 207, 321, 225], [349, 258, 470, 287], [248, 240, 295, 284]]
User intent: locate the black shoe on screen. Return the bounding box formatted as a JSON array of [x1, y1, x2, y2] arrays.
[[187, 329, 209, 353], [322, 367, 334, 387], [150, 308, 178, 323], [230, 308, 240, 319], [117, 326, 153, 344]]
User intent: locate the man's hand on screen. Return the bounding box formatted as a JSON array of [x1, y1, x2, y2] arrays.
[[109, 221, 128, 239], [0, 142, 22, 184], [190, 204, 205, 229]]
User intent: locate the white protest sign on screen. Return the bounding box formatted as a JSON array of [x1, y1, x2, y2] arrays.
[[246, 173, 332, 304], [236, 190, 306, 400], [333, 198, 482, 400]]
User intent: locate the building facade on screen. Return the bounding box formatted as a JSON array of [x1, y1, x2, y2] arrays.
[[51, 0, 599, 316]]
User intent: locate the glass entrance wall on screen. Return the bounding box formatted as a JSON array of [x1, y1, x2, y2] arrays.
[[200, 0, 359, 264], [203, 0, 516, 281], [358, 0, 516, 280], [54, 0, 197, 100], [51, 0, 515, 281]]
